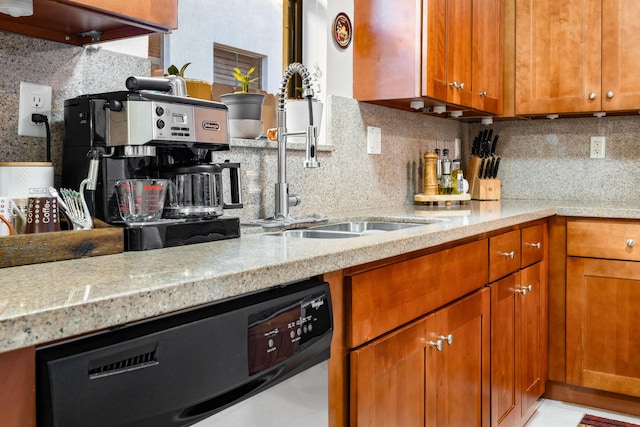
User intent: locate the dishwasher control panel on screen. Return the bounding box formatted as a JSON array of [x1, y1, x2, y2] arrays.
[[247, 290, 331, 374]]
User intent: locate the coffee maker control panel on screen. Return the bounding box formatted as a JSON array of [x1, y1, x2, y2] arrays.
[[107, 100, 230, 147]]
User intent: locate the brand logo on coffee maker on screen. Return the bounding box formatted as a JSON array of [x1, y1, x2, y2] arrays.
[[202, 121, 221, 131]]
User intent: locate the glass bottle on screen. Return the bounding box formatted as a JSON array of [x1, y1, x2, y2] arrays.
[[439, 148, 453, 194], [451, 160, 464, 194]]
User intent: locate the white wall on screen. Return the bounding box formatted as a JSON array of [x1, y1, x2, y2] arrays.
[[165, 0, 283, 93]]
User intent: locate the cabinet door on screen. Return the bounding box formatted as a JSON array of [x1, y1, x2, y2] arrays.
[[515, 0, 601, 114], [353, 0, 422, 101], [490, 273, 520, 427], [601, 0, 640, 111], [425, 0, 473, 106], [350, 319, 427, 426], [567, 257, 640, 397], [520, 263, 544, 420], [472, 0, 503, 114], [429, 288, 491, 427]]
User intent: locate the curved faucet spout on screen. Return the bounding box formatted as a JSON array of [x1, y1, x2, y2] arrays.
[[274, 62, 320, 219]]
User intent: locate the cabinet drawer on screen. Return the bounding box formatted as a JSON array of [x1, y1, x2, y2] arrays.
[[567, 219, 640, 261], [346, 239, 488, 348], [490, 230, 521, 282], [521, 224, 544, 268]]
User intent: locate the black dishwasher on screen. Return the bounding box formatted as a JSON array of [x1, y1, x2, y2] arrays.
[[36, 278, 333, 427]]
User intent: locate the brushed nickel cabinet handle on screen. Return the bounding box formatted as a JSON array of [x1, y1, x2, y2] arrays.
[[429, 339, 443, 351], [627, 239, 634, 248], [525, 242, 541, 249], [606, 91, 614, 99], [498, 251, 515, 259], [589, 92, 597, 100], [439, 334, 453, 346]]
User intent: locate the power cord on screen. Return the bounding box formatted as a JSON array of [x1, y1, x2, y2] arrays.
[[31, 113, 51, 163]]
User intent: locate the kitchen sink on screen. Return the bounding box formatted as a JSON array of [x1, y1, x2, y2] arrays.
[[267, 229, 362, 239], [311, 221, 423, 233], [264, 220, 428, 239]]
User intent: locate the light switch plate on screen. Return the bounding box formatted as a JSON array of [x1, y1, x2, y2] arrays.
[[367, 126, 381, 155], [18, 82, 52, 138]]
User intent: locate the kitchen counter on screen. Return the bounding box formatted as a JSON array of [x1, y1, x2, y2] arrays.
[[1, 199, 638, 353]]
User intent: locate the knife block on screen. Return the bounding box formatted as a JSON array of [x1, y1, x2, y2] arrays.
[[470, 176, 501, 200]]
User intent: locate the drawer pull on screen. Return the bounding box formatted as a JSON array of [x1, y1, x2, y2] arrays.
[[627, 239, 635, 248], [439, 334, 453, 346], [429, 339, 443, 351], [525, 242, 541, 249], [516, 284, 533, 296], [498, 251, 515, 259]]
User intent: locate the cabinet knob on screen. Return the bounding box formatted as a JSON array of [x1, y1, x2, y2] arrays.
[[459, 82, 465, 90], [449, 81, 459, 89], [439, 334, 453, 346], [498, 250, 515, 259], [516, 284, 533, 296], [606, 91, 614, 99], [627, 239, 634, 248], [479, 90, 487, 97], [429, 339, 443, 351], [589, 92, 597, 100], [525, 242, 541, 249]]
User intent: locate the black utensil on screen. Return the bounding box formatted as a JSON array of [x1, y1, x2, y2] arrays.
[[478, 158, 485, 179], [492, 157, 501, 178], [490, 135, 499, 156]]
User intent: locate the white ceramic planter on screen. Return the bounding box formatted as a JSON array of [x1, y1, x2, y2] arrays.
[[220, 93, 266, 139]]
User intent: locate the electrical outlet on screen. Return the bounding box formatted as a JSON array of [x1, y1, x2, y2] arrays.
[[367, 126, 381, 155], [18, 82, 52, 138], [590, 136, 606, 158]]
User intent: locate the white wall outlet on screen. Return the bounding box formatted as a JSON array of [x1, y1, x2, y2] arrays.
[[590, 136, 606, 158], [367, 126, 382, 155], [18, 82, 52, 138]]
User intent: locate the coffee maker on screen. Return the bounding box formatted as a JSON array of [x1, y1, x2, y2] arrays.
[[61, 76, 243, 251]]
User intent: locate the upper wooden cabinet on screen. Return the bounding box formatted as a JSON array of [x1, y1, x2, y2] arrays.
[[515, 0, 640, 115], [0, 0, 178, 46], [353, 0, 503, 115]]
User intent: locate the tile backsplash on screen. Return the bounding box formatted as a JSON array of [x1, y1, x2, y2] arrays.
[[2, 31, 639, 223]]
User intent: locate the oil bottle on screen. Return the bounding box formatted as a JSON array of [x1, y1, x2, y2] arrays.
[[439, 147, 453, 194], [451, 160, 464, 194]]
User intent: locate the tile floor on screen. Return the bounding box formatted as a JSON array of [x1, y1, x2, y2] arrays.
[[525, 399, 640, 426]]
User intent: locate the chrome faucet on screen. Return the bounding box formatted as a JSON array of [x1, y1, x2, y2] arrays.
[[272, 62, 320, 219]]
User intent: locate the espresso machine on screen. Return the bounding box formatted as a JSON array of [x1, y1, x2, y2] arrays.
[[61, 76, 243, 251]]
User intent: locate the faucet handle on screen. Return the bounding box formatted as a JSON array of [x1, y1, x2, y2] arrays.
[[267, 128, 278, 142]]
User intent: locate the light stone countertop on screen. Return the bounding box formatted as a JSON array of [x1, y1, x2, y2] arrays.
[[0, 199, 637, 353]]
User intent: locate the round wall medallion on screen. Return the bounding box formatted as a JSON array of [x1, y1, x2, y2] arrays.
[[333, 12, 352, 49]]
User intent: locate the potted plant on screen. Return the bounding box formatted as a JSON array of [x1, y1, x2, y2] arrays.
[[219, 67, 266, 139], [167, 62, 213, 100], [285, 87, 323, 143]]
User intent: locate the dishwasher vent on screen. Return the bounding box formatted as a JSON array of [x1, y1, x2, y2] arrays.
[[88, 345, 158, 379]]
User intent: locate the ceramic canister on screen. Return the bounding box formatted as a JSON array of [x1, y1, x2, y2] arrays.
[[0, 162, 54, 209]]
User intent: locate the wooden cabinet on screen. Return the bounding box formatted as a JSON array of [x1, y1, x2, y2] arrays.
[[350, 288, 491, 427], [490, 223, 548, 427], [0, 0, 178, 46], [566, 219, 640, 397], [489, 229, 521, 282], [0, 347, 35, 427], [515, 0, 640, 115], [346, 238, 490, 426], [354, 0, 503, 115]]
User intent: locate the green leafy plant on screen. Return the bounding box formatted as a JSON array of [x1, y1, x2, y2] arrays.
[[233, 67, 259, 93], [167, 62, 191, 77]]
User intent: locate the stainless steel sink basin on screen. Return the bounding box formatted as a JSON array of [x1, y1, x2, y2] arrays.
[[310, 221, 423, 233], [265, 229, 361, 239], [264, 221, 427, 239]]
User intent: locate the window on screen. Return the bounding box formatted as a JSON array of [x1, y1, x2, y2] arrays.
[[213, 44, 264, 91]]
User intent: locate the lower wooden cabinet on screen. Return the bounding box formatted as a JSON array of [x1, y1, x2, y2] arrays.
[[490, 262, 547, 427], [566, 257, 640, 397], [350, 288, 491, 427]]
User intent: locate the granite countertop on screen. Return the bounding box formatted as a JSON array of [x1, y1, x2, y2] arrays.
[[0, 199, 637, 353]]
